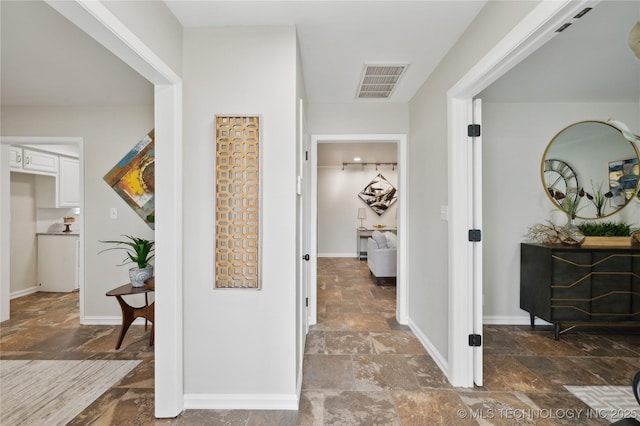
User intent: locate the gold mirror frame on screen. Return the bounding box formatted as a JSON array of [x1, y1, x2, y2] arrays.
[[541, 120, 640, 220]]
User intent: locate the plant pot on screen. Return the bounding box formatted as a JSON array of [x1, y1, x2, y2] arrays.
[[129, 266, 153, 287], [581, 236, 631, 247]]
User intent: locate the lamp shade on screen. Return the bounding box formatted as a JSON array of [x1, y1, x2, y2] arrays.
[[357, 208, 366, 219]]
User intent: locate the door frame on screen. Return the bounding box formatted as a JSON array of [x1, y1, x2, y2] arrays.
[[309, 133, 408, 325], [446, 0, 596, 386], [42, 0, 184, 417], [0, 137, 84, 321]]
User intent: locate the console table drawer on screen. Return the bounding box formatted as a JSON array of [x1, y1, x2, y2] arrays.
[[521, 243, 640, 339]]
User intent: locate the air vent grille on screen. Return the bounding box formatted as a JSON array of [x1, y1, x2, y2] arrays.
[[357, 64, 407, 99]]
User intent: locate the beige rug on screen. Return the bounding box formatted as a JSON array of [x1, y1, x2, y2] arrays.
[[566, 385, 639, 421], [1, 359, 141, 426]]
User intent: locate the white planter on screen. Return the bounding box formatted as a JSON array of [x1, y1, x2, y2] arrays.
[[129, 266, 153, 287]]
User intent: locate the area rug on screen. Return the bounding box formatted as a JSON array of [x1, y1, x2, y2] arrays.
[[566, 385, 639, 420], [1, 359, 141, 426]]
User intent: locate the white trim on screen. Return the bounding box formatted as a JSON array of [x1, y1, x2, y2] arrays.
[[408, 318, 448, 376], [483, 316, 552, 326], [184, 393, 299, 411], [10, 287, 40, 300], [44, 1, 184, 418], [317, 253, 357, 258], [310, 134, 409, 326], [446, 0, 596, 388]]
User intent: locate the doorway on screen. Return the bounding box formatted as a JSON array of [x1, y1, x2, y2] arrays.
[[446, 0, 594, 387], [309, 134, 408, 326], [1, 137, 84, 321]]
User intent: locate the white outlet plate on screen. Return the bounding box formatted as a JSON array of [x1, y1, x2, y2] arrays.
[[110, 207, 118, 219]]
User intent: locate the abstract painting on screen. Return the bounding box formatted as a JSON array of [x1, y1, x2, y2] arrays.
[[608, 157, 639, 208], [358, 173, 397, 216], [103, 130, 155, 229]]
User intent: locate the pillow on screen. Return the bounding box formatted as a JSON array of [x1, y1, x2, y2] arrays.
[[384, 231, 397, 248], [371, 231, 387, 249]]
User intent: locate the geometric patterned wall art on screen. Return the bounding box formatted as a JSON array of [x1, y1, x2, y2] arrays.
[[358, 173, 397, 216], [214, 116, 260, 289], [103, 129, 155, 229]]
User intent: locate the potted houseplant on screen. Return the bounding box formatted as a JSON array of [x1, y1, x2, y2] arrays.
[[576, 221, 637, 247], [100, 235, 155, 287]]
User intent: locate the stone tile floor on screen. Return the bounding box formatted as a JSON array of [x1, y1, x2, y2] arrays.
[[1, 257, 639, 424]]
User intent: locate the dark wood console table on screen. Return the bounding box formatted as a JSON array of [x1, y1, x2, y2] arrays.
[[520, 243, 640, 339], [106, 281, 154, 349]]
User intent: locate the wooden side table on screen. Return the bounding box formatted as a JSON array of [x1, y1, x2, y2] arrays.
[[106, 282, 154, 349]]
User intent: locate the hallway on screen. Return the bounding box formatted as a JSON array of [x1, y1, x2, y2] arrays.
[[2, 258, 639, 424]]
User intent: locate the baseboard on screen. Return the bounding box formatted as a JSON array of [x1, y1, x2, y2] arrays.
[[407, 318, 448, 377], [317, 253, 356, 258], [81, 316, 149, 326], [10, 286, 39, 299], [483, 315, 551, 326], [183, 393, 299, 410]]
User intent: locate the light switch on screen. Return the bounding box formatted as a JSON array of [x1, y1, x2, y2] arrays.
[[440, 205, 448, 221], [110, 207, 118, 219]]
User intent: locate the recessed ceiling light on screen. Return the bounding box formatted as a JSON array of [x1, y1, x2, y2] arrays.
[[353, 157, 361, 162]]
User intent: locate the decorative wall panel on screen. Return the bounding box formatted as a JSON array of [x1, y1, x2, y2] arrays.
[[215, 116, 260, 289]]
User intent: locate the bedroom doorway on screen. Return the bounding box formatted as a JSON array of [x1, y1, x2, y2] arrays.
[[309, 133, 408, 327]]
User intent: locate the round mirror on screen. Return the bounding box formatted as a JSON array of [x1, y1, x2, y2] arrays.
[[541, 120, 640, 219]]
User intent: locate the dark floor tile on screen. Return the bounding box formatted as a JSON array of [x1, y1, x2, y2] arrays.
[[302, 354, 355, 390], [5, 258, 640, 425], [393, 390, 478, 426], [324, 390, 399, 425]]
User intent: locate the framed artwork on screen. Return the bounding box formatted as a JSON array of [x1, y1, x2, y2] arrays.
[[214, 116, 261, 289], [358, 173, 397, 216], [608, 157, 639, 208], [103, 130, 155, 229]]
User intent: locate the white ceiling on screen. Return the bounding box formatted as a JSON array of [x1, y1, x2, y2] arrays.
[[1, 0, 488, 106], [1, 1, 637, 121], [479, 1, 640, 103], [164, 0, 487, 103], [0, 0, 154, 106]]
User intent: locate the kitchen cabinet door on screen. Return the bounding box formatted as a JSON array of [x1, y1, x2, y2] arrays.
[[58, 156, 80, 207], [23, 149, 58, 174], [37, 235, 79, 292], [9, 147, 23, 170]]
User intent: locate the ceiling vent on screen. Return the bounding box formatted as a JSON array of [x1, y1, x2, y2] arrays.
[[356, 64, 407, 99]]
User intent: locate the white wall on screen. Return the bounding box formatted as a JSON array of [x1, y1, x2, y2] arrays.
[[308, 102, 409, 135], [408, 1, 539, 364], [102, 0, 183, 78], [318, 166, 398, 256], [1, 105, 154, 319], [9, 173, 38, 294], [182, 26, 299, 406], [482, 102, 640, 323]]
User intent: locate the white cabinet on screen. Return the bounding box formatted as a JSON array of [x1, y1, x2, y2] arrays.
[[24, 149, 58, 173], [58, 156, 80, 207], [34, 156, 80, 208], [10, 147, 58, 174], [9, 146, 22, 169], [37, 234, 79, 292]]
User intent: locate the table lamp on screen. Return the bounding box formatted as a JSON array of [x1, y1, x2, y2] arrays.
[[357, 208, 366, 229]]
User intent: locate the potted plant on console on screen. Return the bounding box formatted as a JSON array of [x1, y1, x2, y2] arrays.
[[100, 235, 155, 287], [577, 222, 637, 247]]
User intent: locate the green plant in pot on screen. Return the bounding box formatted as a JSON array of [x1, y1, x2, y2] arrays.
[[100, 235, 154, 287], [576, 221, 638, 247], [576, 221, 635, 237]]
